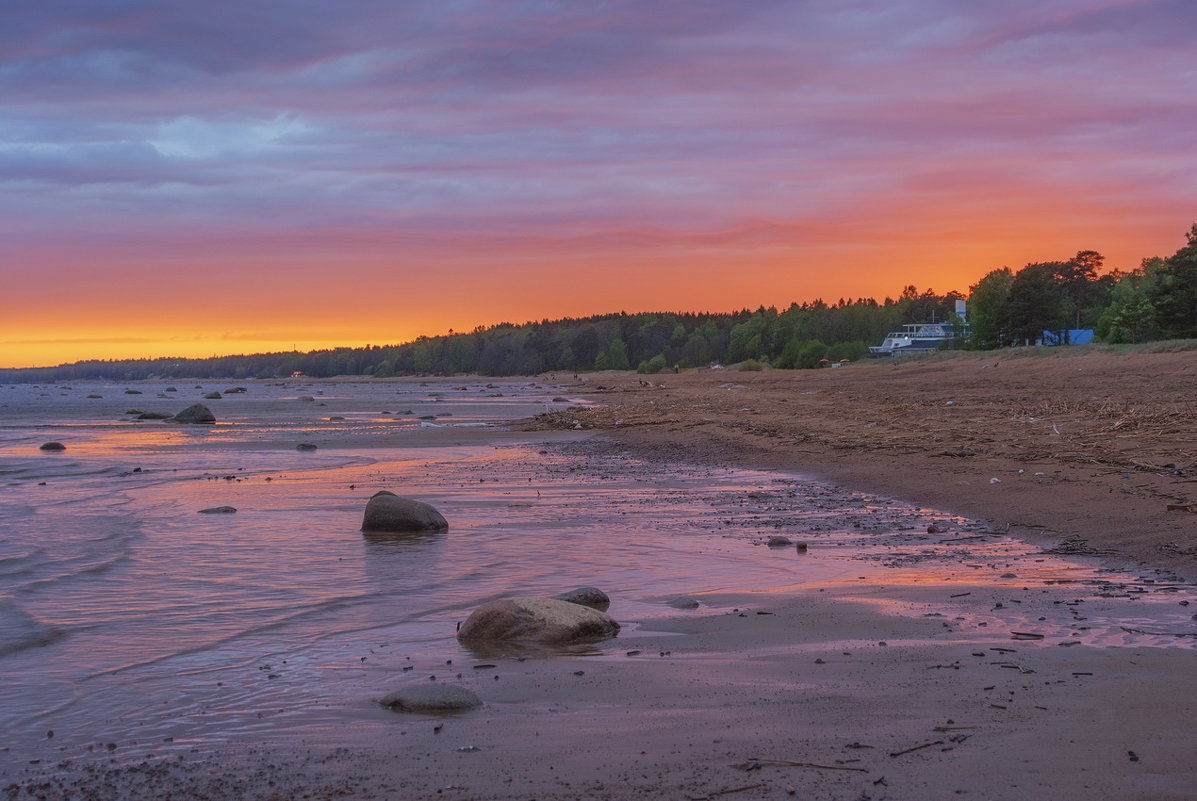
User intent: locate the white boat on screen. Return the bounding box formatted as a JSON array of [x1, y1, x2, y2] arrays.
[[869, 321, 966, 355]]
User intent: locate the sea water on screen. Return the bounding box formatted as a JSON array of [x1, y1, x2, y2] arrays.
[[0, 378, 1193, 764]]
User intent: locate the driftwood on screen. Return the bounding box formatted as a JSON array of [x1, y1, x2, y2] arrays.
[[889, 740, 944, 757], [744, 758, 868, 773], [688, 784, 765, 801]]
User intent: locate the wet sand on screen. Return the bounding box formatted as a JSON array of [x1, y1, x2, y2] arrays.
[[529, 346, 1197, 581], [4, 358, 1196, 801]]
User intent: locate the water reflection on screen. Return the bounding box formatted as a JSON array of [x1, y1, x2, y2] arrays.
[[360, 529, 446, 551], [457, 638, 606, 661]]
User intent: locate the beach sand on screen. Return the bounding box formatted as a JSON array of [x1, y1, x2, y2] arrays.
[[4, 351, 1196, 800], [529, 346, 1197, 581]]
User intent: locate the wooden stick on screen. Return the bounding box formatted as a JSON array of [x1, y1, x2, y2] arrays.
[[750, 758, 868, 773], [688, 783, 766, 800], [889, 740, 944, 757]]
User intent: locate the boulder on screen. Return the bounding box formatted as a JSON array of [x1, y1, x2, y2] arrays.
[[202, 391, 222, 400], [39, 442, 66, 451], [137, 411, 171, 420], [553, 586, 611, 610], [361, 491, 447, 533], [86, 394, 102, 399], [171, 404, 216, 424], [457, 597, 620, 644], [124, 389, 143, 395], [295, 443, 318, 451], [668, 597, 701, 610], [379, 685, 481, 713], [198, 506, 237, 514], [766, 536, 793, 548]]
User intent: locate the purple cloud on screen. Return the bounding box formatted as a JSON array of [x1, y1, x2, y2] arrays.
[[1, 0, 1194, 363]]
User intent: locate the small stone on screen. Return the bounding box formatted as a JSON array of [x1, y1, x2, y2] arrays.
[[379, 685, 482, 713], [296, 443, 318, 451], [553, 586, 611, 610]]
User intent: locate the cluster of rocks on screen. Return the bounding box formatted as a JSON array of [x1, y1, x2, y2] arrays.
[[379, 578, 621, 715], [360, 491, 622, 715]]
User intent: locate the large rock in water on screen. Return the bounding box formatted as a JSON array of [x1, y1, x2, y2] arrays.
[[457, 597, 620, 644], [361, 491, 447, 533], [171, 403, 216, 424]]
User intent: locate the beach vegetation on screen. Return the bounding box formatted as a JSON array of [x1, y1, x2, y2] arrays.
[[636, 354, 668, 374]]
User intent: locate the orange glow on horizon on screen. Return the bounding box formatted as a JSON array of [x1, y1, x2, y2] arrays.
[[1, 210, 1181, 369]]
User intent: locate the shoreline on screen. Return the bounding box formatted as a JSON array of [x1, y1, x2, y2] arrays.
[[4, 366, 1196, 800], [525, 347, 1197, 581]]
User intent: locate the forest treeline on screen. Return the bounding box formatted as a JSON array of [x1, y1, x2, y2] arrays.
[[4, 225, 1195, 383]]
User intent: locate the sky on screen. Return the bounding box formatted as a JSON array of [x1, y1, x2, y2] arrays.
[[2, 0, 1195, 367]]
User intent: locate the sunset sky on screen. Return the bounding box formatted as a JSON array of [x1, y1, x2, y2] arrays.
[[2, 1, 1195, 367]]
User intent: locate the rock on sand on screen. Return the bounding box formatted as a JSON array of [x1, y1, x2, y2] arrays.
[[171, 404, 216, 424], [553, 586, 611, 610], [457, 597, 620, 644], [361, 491, 448, 533], [39, 442, 66, 451], [198, 506, 237, 514], [379, 684, 481, 713]]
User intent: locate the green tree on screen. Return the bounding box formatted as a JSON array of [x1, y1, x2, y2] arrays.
[[795, 339, 828, 369], [636, 353, 668, 374], [1006, 263, 1065, 346], [968, 267, 1014, 349], [606, 338, 630, 370], [1097, 265, 1159, 344], [1149, 224, 1197, 339]]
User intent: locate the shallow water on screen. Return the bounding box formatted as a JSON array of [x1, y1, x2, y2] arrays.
[[0, 378, 1193, 764]]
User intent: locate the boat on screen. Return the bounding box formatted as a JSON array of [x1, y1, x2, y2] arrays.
[[869, 300, 969, 356], [868, 322, 966, 355]]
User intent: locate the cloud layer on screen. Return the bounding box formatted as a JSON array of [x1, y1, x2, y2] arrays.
[[2, 0, 1195, 365]]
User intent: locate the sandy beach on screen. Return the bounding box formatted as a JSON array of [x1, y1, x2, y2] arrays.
[[3, 354, 1196, 801], [530, 346, 1197, 581]]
